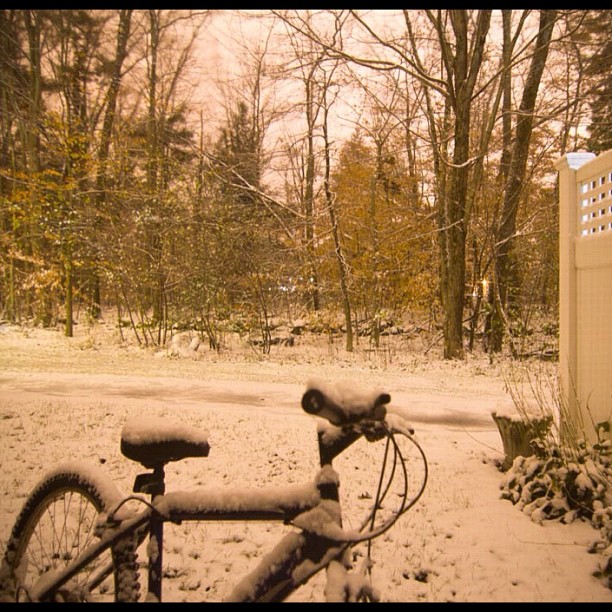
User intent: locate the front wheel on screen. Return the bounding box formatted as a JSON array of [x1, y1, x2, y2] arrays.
[[0, 462, 140, 602]]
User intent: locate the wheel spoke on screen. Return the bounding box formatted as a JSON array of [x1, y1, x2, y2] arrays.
[[15, 491, 116, 598]]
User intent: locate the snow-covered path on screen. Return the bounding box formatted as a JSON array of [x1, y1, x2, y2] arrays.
[[1, 325, 610, 602]]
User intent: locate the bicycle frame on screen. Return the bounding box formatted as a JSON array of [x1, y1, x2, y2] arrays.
[[27, 421, 386, 603]]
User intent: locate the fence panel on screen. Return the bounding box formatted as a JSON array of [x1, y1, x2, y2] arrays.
[[555, 150, 612, 444]]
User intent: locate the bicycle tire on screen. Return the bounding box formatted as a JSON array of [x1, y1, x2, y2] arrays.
[[0, 463, 140, 602]]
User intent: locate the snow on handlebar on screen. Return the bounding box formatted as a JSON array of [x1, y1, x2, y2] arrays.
[[301, 379, 390, 426], [296, 380, 427, 547]]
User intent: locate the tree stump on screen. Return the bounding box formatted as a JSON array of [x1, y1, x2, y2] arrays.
[[492, 411, 553, 471]]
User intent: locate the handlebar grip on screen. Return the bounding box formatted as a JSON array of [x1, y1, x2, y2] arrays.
[[373, 393, 391, 408], [301, 388, 329, 415]]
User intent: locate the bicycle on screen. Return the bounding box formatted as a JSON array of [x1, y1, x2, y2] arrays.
[[0, 380, 428, 602]]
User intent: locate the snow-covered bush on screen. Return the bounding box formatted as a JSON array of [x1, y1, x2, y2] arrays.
[[500, 435, 611, 589], [592, 503, 612, 589], [500, 359, 611, 589]]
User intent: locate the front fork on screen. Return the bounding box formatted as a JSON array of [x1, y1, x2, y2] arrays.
[[316, 427, 378, 602]]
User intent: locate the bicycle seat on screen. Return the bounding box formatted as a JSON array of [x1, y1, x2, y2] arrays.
[[120, 417, 210, 468]]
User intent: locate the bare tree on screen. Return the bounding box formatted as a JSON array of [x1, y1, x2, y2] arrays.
[[489, 10, 558, 353], [321, 68, 355, 351], [89, 9, 133, 319], [281, 18, 328, 312], [275, 10, 492, 358], [139, 9, 207, 343]]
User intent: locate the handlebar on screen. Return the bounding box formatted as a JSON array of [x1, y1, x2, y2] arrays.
[[301, 383, 390, 427], [296, 381, 428, 548]]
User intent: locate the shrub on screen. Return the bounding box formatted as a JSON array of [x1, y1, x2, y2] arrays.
[[501, 361, 612, 590]]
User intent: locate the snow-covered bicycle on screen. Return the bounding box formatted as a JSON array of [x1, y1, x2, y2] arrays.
[[0, 381, 427, 602]]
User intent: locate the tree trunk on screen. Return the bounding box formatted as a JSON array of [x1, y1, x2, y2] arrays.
[[485, 9, 514, 352], [22, 10, 50, 326], [0, 12, 20, 322], [323, 90, 353, 352], [437, 10, 492, 359], [304, 70, 320, 311], [64, 247, 73, 337], [90, 9, 132, 319], [369, 140, 382, 347], [490, 10, 557, 352], [403, 78, 421, 205], [146, 11, 166, 331], [492, 412, 552, 471]]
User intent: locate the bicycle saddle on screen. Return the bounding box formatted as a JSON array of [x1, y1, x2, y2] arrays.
[[120, 417, 210, 468]]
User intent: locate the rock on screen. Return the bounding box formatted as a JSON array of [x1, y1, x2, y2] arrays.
[[169, 331, 200, 358]]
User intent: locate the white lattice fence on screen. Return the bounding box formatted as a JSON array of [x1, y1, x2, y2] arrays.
[[555, 150, 612, 444]]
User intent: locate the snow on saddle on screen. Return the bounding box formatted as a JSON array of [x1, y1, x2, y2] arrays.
[[120, 417, 210, 468]]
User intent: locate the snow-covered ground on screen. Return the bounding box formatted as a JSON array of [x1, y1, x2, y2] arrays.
[[0, 321, 610, 602]]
